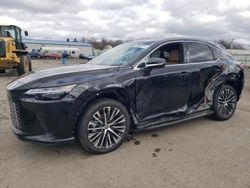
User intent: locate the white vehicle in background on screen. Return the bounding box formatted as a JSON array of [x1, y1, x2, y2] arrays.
[[40, 46, 79, 58]]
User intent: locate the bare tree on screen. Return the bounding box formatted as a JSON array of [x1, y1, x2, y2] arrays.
[[85, 37, 124, 50], [216, 39, 245, 50]]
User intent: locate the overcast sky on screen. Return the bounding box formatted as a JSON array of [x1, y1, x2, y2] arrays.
[[1, 0, 250, 47]]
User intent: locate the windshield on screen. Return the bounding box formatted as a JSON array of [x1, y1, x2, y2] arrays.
[[88, 41, 153, 66]]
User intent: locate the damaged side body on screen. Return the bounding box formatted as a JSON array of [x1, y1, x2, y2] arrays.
[[6, 38, 244, 144]]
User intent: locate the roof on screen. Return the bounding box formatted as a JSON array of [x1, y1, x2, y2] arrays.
[[0, 25, 20, 27], [132, 37, 225, 51], [167, 38, 224, 48], [23, 38, 92, 47]]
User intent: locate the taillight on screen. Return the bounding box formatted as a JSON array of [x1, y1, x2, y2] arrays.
[[235, 61, 246, 70], [238, 63, 246, 69]]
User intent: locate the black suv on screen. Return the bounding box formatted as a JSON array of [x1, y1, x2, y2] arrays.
[[6, 38, 244, 154]]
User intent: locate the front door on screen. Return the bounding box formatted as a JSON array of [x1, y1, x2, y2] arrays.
[[135, 42, 191, 124]]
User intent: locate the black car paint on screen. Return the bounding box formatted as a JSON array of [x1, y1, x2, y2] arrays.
[[6, 38, 244, 144]]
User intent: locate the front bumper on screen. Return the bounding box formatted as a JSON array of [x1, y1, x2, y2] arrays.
[[7, 90, 82, 144], [11, 127, 75, 145]]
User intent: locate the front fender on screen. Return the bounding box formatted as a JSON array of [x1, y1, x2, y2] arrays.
[[69, 77, 138, 129]]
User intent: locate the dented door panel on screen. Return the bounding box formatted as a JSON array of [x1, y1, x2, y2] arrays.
[[134, 64, 191, 125]]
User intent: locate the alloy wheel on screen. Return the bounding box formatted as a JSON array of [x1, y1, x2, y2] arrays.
[[87, 106, 126, 149], [217, 88, 236, 117]]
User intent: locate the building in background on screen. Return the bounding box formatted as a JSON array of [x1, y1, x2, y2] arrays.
[[23, 38, 93, 58], [227, 49, 250, 67]]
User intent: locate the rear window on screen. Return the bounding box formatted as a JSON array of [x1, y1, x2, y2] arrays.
[[188, 43, 213, 63]]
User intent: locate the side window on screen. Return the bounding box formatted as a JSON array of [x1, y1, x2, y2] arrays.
[[188, 43, 213, 63], [150, 50, 161, 58], [211, 47, 234, 61], [138, 43, 183, 68], [149, 43, 182, 65]]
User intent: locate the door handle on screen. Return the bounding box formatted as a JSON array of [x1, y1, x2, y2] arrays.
[[179, 72, 188, 77], [214, 68, 222, 71]]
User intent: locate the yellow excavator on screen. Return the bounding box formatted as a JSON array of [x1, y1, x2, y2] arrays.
[[0, 25, 32, 75]]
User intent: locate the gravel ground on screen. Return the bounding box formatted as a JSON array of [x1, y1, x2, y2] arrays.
[[0, 60, 250, 188]]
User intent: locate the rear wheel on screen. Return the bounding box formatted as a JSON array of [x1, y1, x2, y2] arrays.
[[77, 99, 130, 154], [212, 85, 237, 120], [17, 55, 32, 76]]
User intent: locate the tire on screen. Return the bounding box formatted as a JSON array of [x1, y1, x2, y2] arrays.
[[28, 55, 32, 71], [77, 99, 130, 154], [212, 85, 237, 120], [17, 55, 32, 76], [0, 70, 6, 74]]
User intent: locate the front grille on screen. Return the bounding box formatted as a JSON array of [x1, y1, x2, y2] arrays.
[[0, 40, 6, 58], [8, 94, 24, 132]]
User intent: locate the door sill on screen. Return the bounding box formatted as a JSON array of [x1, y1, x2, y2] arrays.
[[136, 109, 214, 131]]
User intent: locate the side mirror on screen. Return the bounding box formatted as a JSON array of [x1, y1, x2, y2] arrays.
[[24, 31, 28, 36], [141, 58, 166, 76], [145, 57, 166, 68]]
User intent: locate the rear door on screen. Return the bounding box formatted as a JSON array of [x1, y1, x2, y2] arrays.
[[185, 42, 223, 110]]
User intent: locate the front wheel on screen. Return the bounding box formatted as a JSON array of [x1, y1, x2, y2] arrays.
[[77, 99, 130, 154], [212, 85, 237, 120], [17, 55, 32, 76]]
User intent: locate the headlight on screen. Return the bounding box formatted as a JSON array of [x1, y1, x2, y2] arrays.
[[25, 84, 76, 100]]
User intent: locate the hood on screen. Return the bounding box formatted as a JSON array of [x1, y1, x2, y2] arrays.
[[7, 64, 119, 90]]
